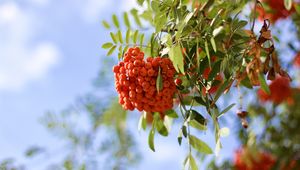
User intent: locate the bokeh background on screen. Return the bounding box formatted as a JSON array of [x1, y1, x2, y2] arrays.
[[0, 0, 271, 169]]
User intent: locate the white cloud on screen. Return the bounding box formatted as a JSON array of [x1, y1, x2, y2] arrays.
[[0, 2, 60, 91], [80, 0, 112, 23], [79, 0, 137, 23], [0, 2, 20, 24]]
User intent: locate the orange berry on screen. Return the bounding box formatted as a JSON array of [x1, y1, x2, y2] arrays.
[[113, 65, 120, 73], [119, 67, 126, 74], [124, 56, 131, 62], [140, 67, 147, 77], [147, 69, 155, 77], [134, 60, 142, 66], [136, 86, 143, 93]]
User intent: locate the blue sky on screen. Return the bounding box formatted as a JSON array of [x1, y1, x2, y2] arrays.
[[0, 0, 240, 169]]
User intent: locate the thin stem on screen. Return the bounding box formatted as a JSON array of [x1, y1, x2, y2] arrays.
[[251, 0, 259, 32]]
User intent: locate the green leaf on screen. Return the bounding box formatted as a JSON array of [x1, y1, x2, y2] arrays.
[[295, 4, 300, 14], [189, 154, 198, 170], [138, 113, 146, 131], [188, 110, 206, 125], [123, 12, 131, 28], [189, 120, 207, 131], [258, 74, 270, 95], [123, 45, 129, 55], [106, 45, 117, 56], [126, 29, 130, 44], [154, 14, 167, 32], [284, 0, 292, 10], [102, 42, 113, 49], [178, 131, 183, 145], [169, 44, 184, 73], [139, 34, 144, 47], [165, 109, 178, 118], [194, 96, 206, 106], [189, 135, 213, 154], [184, 12, 194, 24], [212, 78, 233, 105], [151, 1, 160, 12], [110, 32, 117, 44], [207, 61, 221, 81], [133, 30, 139, 44], [218, 103, 235, 118], [25, 146, 44, 157], [156, 68, 163, 92], [148, 128, 155, 152], [182, 125, 188, 138], [131, 9, 142, 27], [137, 0, 145, 5], [102, 20, 110, 29], [118, 45, 123, 59], [150, 33, 155, 56], [112, 14, 120, 28], [154, 113, 169, 136], [64, 160, 73, 170], [117, 30, 123, 43], [210, 37, 217, 52], [213, 26, 223, 37], [205, 40, 211, 67]]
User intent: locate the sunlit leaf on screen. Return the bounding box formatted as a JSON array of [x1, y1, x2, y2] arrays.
[[189, 120, 207, 131], [210, 37, 217, 52], [189, 154, 198, 170], [165, 109, 178, 118], [284, 0, 292, 10], [126, 29, 130, 44], [169, 44, 184, 73], [139, 34, 144, 47], [133, 30, 139, 44], [106, 45, 117, 56], [102, 42, 113, 49], [258, 74, 270, 95], [148, 128, 155, 152], [205, 40, 211, 67], [110, 32, 117, 44], [131, 9, 142, 27], [117, 30, 123, 43], [213, 26, 223, 37], [112, 14, 120, 28], [218, 103, 235, 118], [189, 135, 213, 154], [123, 12, 131, 28], [102, 20, 110, 29], [156, 68, 163, 92]]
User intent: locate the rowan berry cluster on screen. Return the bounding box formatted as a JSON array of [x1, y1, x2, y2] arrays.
[[257, 0, 296, 23], [257, 76, 292, 104], [234, 148, 276, 170], [113, 47, 177, 113]]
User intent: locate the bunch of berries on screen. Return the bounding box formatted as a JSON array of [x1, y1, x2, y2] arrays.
[[257, 76, 292, 104], [234, 147, 276, 170], [113, 47, 177, 113], [257, 0, 296, 23]]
